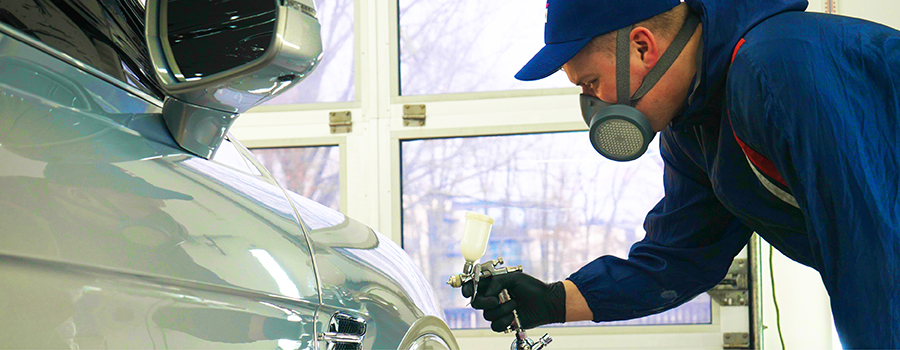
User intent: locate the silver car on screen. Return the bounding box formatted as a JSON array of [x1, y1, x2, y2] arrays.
[[0, 0, 457, 349]]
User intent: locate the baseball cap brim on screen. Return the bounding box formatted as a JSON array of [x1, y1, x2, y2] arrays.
[[515, 37, 593, 81]]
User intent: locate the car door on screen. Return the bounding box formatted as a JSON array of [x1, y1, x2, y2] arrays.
[[0, 17, 323, 349], [226, 136, 381, 350]]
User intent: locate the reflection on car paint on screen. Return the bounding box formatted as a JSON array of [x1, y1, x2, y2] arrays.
[[178, 157, 299, 220], [250, 248, 302, 298], [284, 188, 443, 316], [286, 189, 346, 230], [1, 100, 320, 302], [0, 26, 324, 347], [0, 255, 317, 349], [336, 230, 443, 318]]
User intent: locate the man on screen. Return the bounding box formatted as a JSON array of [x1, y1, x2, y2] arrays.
[[463, 0, 900, 347]]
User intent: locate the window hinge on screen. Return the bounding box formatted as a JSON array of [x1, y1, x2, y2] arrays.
[[403, 104, 426, 127], [708, 258, 748, 306], [723, 332, 750, 349], [329, 111, 352, 134]]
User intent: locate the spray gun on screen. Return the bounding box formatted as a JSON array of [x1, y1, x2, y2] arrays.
[[446, 212, 552, 350]]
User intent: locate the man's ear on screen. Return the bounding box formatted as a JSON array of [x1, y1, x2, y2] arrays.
[[630, 27, 660, 70]]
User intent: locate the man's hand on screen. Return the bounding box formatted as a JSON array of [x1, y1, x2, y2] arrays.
[[461, 272, 566, 332]]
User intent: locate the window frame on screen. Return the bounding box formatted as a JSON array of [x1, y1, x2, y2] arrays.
[[231, 0, 753, 346]]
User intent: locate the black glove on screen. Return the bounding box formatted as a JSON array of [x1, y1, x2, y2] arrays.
[[462, 272, 566, 332]]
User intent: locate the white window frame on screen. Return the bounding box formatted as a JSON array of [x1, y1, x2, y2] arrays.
[[231, 0, 756, 347]]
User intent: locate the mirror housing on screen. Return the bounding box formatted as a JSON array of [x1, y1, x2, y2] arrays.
[[146, 0, 322, 158]]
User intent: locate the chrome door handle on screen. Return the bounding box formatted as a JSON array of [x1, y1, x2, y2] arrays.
[[317, 331, 363, 344], [317, 311, 366, 350]]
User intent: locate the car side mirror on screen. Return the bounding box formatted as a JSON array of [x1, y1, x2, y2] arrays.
[[145, 0, 322, 158]]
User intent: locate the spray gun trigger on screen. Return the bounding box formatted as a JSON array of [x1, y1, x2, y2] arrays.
[[469, 263, 483, 305]]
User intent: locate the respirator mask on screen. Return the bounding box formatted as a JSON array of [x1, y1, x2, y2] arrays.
[[581, 14, 700, 161]]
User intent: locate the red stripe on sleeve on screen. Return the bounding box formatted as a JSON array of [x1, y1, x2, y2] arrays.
[[729, 37, 788, 188], [732, 127, 789, 187], [731, 38, 746, 63]]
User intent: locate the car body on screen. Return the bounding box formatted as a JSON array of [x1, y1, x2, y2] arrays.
[[0, 0, 457, 349]]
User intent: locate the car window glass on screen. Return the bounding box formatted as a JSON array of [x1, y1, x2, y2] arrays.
[[0, 0, 164, 99], [241, 153, 264, 177], [224, 136, 266, 177]]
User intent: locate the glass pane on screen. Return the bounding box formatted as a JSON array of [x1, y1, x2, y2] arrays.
[[399, 0, 572, 96], [400, 132, 711, 329], [250, 146, 341, 211], [264, 0, 355, 104]]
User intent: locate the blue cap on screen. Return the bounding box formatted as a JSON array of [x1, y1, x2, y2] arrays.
[[515, 0, 682, 81]]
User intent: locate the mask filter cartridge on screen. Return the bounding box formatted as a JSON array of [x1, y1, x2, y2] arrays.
[[584, 101, 654, 161], [578, 13, 700, 162]]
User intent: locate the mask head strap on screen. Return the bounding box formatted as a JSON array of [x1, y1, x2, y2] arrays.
[[615, 26, 632, 105], [614, 13, 701, 106]]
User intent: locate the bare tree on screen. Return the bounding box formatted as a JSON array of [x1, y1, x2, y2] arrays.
[[401, 132, 672, 328], [265, 0, 356, 105], [399, 0, 527, 95]]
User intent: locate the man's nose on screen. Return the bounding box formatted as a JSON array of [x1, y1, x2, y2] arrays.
[[585, 88, 614, 105], [580, 85, 592, 95]]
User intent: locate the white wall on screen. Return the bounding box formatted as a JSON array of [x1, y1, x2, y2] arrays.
[[838, 0, 900, 29], [760, 242, 836, 350]]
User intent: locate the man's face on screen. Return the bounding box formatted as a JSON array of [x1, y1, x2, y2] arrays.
[[562, 47, 620, 107], [561, 27, 700, 132]]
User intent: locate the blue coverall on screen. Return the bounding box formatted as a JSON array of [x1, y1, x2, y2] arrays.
[[567, 0, 900, 347]]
